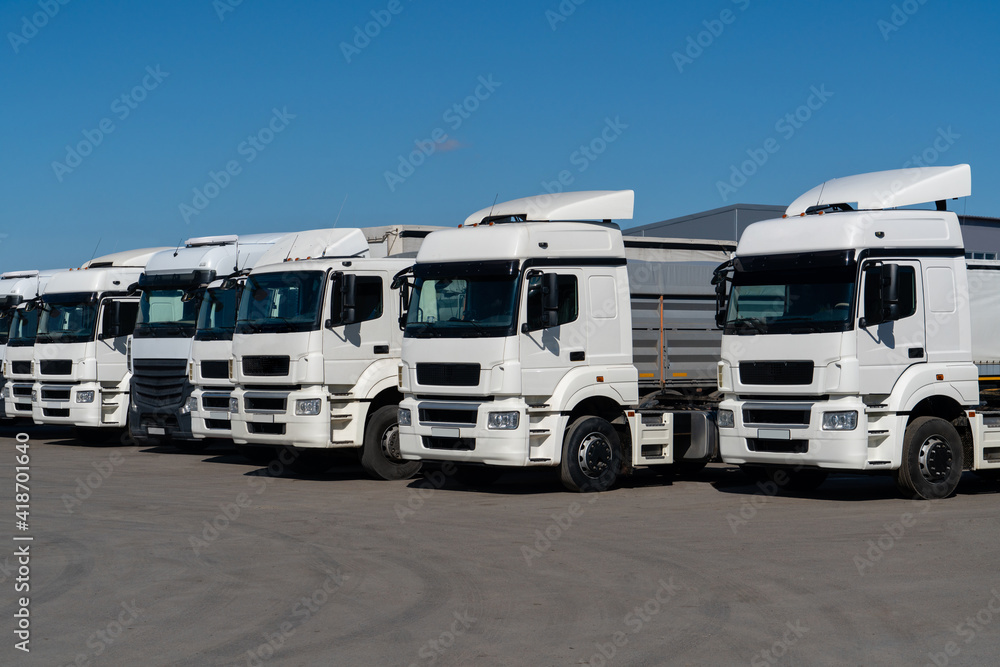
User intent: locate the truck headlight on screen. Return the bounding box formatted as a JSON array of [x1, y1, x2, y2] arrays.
[[181, 396, 197, 414], [229, 397, 239, 414], [295, 399, 322, 416], [822, 410, 857, 431], [76, 390, 95, 404], [398, 408, 411, 426], [487, 411, 519, 430], [717, 409, 735, 429]]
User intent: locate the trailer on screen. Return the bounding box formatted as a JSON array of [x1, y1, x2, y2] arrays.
[[396, 191, 735, 491]]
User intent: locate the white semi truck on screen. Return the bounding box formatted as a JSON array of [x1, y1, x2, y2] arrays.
[[0, 270, 62, 419], [128, 234, 287, 448], [715, 164, 1000, 499], [32, 249, 166, 441], [227, 226, 438, 476], [396, 191, 735, 492]]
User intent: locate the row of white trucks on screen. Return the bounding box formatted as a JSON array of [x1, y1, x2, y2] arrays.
[[4, 164, 999, 499]]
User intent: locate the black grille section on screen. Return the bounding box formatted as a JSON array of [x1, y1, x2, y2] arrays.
[[202, 395, 231, 410], [739, 362, 813, 385], [742, 409, 810, 426], [12, 403, 30, 413], [248, 422, 285, 435], [43, 408, 70, 418], [419, 408, 478, 425], [201, 360, 229, 379], [41, 388, 71, 401], [747, 439, 808, 454], [205, 419, 230, 430], [416, 363, 481, 387], [12, 386, 32, 397], [11, 361, 30, 375], [242, 356, 290, 377], [132, 359, 188, 409], [40, 360, 72, 375], [423, 436, 475, 451], [245, 396, 286, 412]]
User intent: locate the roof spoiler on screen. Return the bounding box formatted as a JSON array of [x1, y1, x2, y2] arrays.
[[464, 190, 634, 226], [785, 164, 971, 217]]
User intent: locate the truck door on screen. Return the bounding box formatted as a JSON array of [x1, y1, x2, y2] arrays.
[[322, 273, 392, 389], [519, 269, 586, 397], [96, 298, 139, 383], [857, 260, 925, 395]]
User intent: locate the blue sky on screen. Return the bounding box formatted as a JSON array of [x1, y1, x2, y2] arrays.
[[2, 0, 998, 270]]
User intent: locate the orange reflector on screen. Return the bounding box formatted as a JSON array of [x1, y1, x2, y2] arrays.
[[936, 374, 944, 380], [639, 373, 654, 378], [672, 372, 688, 377], [596, 376, 604, 382], [627, 411, 635, 417], [969, 411, 976, 417]]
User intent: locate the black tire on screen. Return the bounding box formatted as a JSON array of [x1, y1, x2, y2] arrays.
[[360, 405, 421, 481], [451, 465, 504, 489], [559, 416, 622, 493], [894, 416, 963, 500], [282, 448, 334, 475], [763, 466, 829, 494], [235, 444, 279, 466]]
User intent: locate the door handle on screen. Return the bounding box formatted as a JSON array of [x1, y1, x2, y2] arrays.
[[908, 347, 924, 359], [374, 345, 389, 354]]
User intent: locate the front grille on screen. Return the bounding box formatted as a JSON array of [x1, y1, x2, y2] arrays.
[[245, 396, 286, 412], [12, 386, 31, 397], [11, 361, 30, 375], [419, 408, 478, 425], [40, 360, 72, 375], [132, 359, 188, 409], [202, 395, 231, 410], [201, 360, 229, 379], [44, 408, 70, 418], [739, 361, 813, 385], [12, 403, 30, 413], [423, 436, 475, 451], [242, 356, 290, 377], [747, 439, 808, 454], [416, 363, 481, 387], [248, 422, 285, 435], [41, 388, 71, 401], [742, 409, 810, 426], [205, 419, 230, 430]]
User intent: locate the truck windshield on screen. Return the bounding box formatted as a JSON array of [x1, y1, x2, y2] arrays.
[[7, 308, 39, 347], [37, 292, 98, 343], [0, 309, 12, 346], [235, 271, 325, 334], [725, 266, 857, 335], [134, 288, 202, 338], [195, 285, 240, 341], [405, 275, 520, 338]]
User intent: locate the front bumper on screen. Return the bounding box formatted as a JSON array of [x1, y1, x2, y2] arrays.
[[231, 386, 343, 448], [129, 402, 194, 442], [398, 396, 556, 467], [5, 381, 34, 419], [191, 387, 236, 439], [717, 396, 889, 470], [32, 381, 126, 427]]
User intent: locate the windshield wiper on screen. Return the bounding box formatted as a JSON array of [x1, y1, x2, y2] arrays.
[[406, 322, 439, 338], [450, 318, 491, 337], [730, 317, 767, 334]]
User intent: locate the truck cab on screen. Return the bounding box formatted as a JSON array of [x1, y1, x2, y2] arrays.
[[129, 234, 287, 447], [715, 165, 992, 499], [32, 248, 166, 440]]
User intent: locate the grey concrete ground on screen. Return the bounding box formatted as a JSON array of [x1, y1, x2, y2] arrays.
[[2, 425, 1000, 667]]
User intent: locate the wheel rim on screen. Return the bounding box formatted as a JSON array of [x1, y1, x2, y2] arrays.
[[577, 432, 613, 478], [380, 424, 402, 462], [918, 435, 953, 482]]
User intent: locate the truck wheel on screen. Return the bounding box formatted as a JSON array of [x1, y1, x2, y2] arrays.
[[764, 466, 828, 494], [360, 405, 421, 481], [560, 416, 621, 493], [235, 444, 279, 466], [894, 416, 963, 500]]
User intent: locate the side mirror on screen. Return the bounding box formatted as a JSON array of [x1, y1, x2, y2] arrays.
[[712, 261, 733, 329], [541, 273, 559, 329], [881, 263, 901, 322], [862, 264, 902, 327], [126, 282, 140, 296], [341, 274, 357, 325], [100, 301, 122, 340]]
